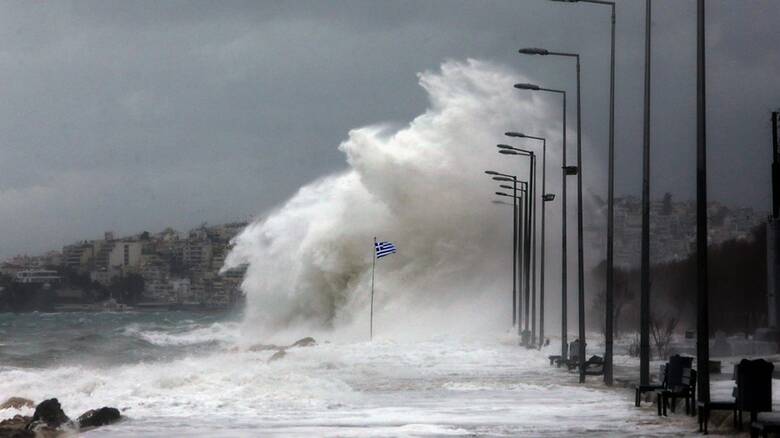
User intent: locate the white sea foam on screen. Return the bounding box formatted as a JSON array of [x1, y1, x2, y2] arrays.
[[0, 335, 693, 436], [124, 321, 242, 347]]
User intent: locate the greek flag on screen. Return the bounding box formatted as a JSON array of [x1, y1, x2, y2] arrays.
[[375, 241, 397, 259]]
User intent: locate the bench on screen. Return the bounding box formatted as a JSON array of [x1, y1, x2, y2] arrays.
[[752, 412, 780, 438]]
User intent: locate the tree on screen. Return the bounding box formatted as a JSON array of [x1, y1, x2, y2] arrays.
[[109, 274, 145, 304], [650, 311, 679, 359]]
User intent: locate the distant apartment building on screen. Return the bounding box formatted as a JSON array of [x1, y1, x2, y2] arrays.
[[183, 236, 212, 270], [108, 241, 142, 270], [170, 278, 194, 303], [140, 254, 174, 302], [63, 243, 95, 272]]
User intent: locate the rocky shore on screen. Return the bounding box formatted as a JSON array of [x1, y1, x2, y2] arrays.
[[0, 398, 120, 437]]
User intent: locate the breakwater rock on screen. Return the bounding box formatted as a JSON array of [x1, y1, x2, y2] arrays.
[[0, 398, 121, 437]]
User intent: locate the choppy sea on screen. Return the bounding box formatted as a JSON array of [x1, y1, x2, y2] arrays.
[[0, 311, 694, 437]]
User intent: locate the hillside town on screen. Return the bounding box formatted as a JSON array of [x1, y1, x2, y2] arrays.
[[0, 222, 249, 311], [588, 195, 765, 267]]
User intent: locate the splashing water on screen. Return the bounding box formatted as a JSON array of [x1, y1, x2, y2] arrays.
[[225, 59, 595, 342], [0, 60, 680, 437]]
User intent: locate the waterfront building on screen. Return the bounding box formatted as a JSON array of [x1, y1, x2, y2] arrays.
[[14, 269, 61, 285]]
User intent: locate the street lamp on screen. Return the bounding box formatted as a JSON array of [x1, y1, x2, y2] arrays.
[[498, 146, 537, 347], [487, 170, 520, 328], [517, 48, 587, 384], [547, 0, 617, 387], [506, 132, 552, 348], [513, 82, 570, 362], [497, 181, 529, 336], [496, 185, 530, 335]]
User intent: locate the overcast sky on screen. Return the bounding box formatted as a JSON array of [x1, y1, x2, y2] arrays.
[[1, 0, 778, 259]]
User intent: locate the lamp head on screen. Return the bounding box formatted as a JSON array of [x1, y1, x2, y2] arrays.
[[518, 48, 550, 56], [514, 83, 540, 91]]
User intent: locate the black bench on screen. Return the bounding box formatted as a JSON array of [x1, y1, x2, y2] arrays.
[[698, 399, 737, 434], [634, 355, 692, 409], [657, 368, 696, 416], [583, 355, 605, 376], [752, 412, 780, 438], [702, 358, 774, 434], [740, 359, 775, 436]]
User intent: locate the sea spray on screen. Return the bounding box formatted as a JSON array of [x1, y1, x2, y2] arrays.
[[225, 59, 603, 340]]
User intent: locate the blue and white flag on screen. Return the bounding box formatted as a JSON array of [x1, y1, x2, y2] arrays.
[[374, 240, 397, 259]]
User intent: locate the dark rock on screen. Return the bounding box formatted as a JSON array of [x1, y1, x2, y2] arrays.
[[21, 421, 60, 438], [28, 399, 69, 429], [0, 415, 33, 438], [248, 343, 281, 352], [268, 350, 287, 362], [77, 407, 121, 429], [0, 398, 34, 410], [290, 337, 316, 348]]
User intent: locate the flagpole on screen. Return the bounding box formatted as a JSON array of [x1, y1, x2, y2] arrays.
[[370, 237, 377, 341]]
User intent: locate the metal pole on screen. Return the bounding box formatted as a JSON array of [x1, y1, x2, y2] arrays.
[[773, 111, 780, 219], [531, 153, 538, 346], [540, 139, 547, 348], [513, 179, 518, 327], [696, 0, 710, 407], [518, 191, 525, 336], [640, 0, 651, 387], [561, 92, 568, 361], [576, 54, 586, 384], [604, 0, 616, 387], [371, 237, 377, 341], [525, 177, 532, 338]]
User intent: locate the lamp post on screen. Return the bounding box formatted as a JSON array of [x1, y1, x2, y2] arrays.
[[499, 145, 538, 346], [547, 0, 617, 387], [639, 0, 653, 389], [516, 47, 586, 383], [696, 0, 710, 409], [496, 185, 528, 335], [513, 83, 570, 360], [492, 173, 529, 333], [507, 133, 551, 348], [486, 170, 519, 328]]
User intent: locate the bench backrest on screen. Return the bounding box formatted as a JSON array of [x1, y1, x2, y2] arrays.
[[738, 358, 774, 414], [667, 355, 694, 387], [569, 340, 587, 360], [680, 368, 697, 391]]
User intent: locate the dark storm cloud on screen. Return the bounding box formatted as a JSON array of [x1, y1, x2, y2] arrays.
[[0, 0, 778, 258]]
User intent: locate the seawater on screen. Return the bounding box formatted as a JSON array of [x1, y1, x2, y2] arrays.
[[0, 312, 691, 437]]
